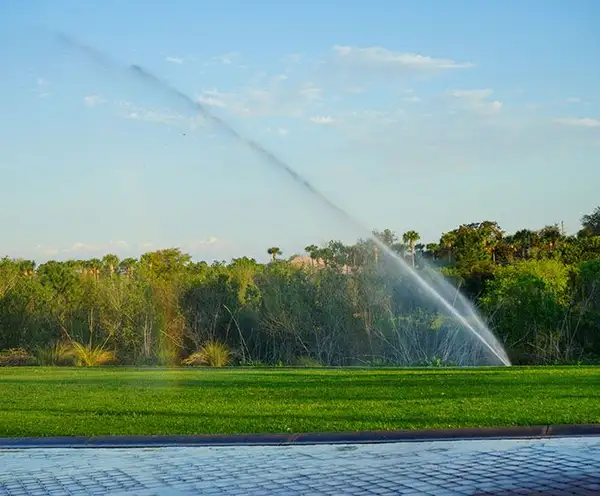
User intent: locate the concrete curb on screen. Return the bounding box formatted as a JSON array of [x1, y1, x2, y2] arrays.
[[1, 424, 599, 449]]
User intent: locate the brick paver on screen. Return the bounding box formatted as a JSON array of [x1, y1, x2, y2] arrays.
[[1, 436, 599, 495]]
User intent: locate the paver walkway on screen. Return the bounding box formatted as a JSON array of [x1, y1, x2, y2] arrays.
[[1, 436, 599, 495]]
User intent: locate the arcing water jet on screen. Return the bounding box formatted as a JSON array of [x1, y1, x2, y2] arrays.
[[56, 32, 510, 366]]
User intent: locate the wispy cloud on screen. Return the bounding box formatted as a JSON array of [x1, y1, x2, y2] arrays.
[[299, 85, 323, 102], [65, 240, 129, 254], [332, 45, 474, 70], [553, 117, 600, 128], [165, 55, 184, 64], [197, 84, 317, 119], [450, 89, 493, 100], [83, 94, 104, 107], [309, 115, 336, 125], [197, 95, 227, 108], [267, 127, 289, 136], [212, 52, 238, 65], [184, 237, 220, 252], [119, 101, 200, 127], [449, 89, 503, 114], [34, 77, 51, 98], [566, 97, 582, 103], [64, 240, 129, 252], [34, 244, 59, 257]]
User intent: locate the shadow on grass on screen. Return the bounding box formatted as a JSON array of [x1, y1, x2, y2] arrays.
[[0, 372, 598, 398], [0, 405, 544, 438]]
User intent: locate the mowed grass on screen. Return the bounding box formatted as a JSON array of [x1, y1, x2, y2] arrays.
[[0, 367, 599, 437]]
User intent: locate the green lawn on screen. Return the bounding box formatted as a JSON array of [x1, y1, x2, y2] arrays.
[[0, 367, 599, 437]]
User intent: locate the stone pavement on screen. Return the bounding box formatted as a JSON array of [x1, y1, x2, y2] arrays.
[[1, 436, 599, 495]]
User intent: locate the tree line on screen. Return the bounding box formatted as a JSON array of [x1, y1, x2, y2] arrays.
[[1, 206, 599, 367]]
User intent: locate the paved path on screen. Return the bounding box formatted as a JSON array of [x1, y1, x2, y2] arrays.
[[1, 436, 599, 495]]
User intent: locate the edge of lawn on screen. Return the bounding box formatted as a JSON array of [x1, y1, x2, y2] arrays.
[[1, 424, 599, 449]]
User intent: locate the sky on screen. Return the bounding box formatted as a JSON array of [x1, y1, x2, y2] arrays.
[[1, 0, 599, 263]]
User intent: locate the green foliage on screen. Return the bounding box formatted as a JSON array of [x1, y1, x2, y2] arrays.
[[70, 342, 116, 367], [1, 207, 600, 366], [480, 260, 577, 363], [182, 341, 231, 367], [581, 206, 600, 236], [35, 341, 76, 366]]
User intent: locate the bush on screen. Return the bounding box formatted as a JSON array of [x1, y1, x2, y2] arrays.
[[0, 348, 32, 366], [182, 341, 230, 367], [70, 342, 117, 367], [35, 342, 76, 366]]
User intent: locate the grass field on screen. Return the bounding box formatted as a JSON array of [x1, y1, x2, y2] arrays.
[[0, 367, 599, 437]]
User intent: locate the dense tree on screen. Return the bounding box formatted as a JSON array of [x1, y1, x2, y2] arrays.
[[1, 206, 600, 366], [581, 206, 600, 236]]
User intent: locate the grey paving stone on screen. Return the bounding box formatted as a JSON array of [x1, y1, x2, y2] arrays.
[[1, 436, 600, 495]]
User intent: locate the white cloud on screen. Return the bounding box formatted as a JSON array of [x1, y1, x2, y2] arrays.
[[566, 97, 581, 103], [403, 96, 421, 103], [450, 89, 493, 100], [333, 45, 473, 70], [34, 244, 59, 257], [34, 77, 51, 98], [165, 56, 184, 64], [185, 237, 220, 251], [299, 85, 323, 102], [204, 86, 311, 118], [68, 242, 90, 252], [197, 95, 227, 108], [119, 101, 196, 127], [486, 101, 503, 113], [553, 117, 600, 128], [309, 116, 336, 125], [212, 52, 238, 65], [126, 109, 180, 124], [267, 127, 289, 136], [344, 109, 399, 126], [449, 89, 503, 115], [83, 94, 104, 107], [65, 240, 129, 254], [344, 87, 365, 94]]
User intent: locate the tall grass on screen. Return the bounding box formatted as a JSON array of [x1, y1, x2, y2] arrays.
[[69, 342, 116, 367], [35, 342, 76, 366], [182, 341, 230, 367]]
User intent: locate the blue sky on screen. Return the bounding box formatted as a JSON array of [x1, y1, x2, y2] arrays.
[[1, 0, 599, 263]]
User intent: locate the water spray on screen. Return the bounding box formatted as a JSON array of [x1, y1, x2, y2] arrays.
[[56, 32, 510, 366]]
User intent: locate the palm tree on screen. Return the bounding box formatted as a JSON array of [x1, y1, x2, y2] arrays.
[[267, 246, 282, 262], [18, 260, 36, 277], [102, 254, 119, 278], [118, 258, 137, 279], [426, 243, 440, 261], [373, 229, 398, 247], [402, 231, 421, 267], [304, 244, 320, 266], [479, 221, 504, 263], [511, 229, 534, 259], [88, 258, 102, 280], [539, 225, 563, 253], [440, 231, 456, 263]]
